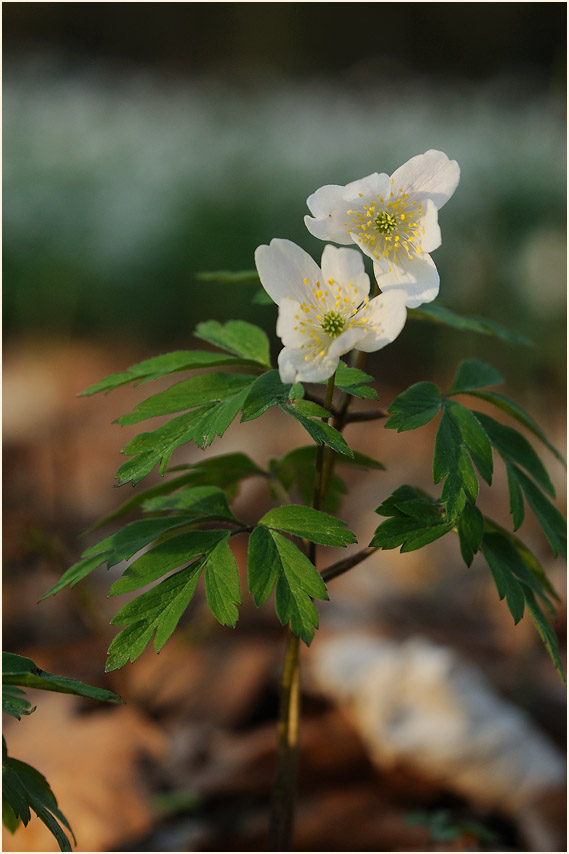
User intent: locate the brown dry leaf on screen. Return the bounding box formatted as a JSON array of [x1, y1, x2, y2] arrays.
[[2, 690, 166, 852]]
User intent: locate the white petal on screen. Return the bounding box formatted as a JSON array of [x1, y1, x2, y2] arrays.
[[355, 291, 407, 352], [343, 172, 391, 201], [390, 150, 460, 210], [373, 252, 440, 308], [327, 326, 366, 360], [255, 238, 321, 306], [278, 346, 339, 384], [305, 184, 353, 244], [320, 244, 370, 300], [276, 298, 306, 347], [420, 199, 442, 254]]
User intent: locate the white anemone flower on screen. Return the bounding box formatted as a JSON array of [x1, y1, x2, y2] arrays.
[[254, 238, 407, 384], [304, 150, 460, 308]]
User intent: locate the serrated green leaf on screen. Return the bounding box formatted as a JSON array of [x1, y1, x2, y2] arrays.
[[247, 526, 328, 645], [259, 505, 357, 547], [192, 385, 252, 449], [385, 382, 442, 432], [280, 403, 354, 458], [328, 362, 378, 400], [514, 467, 567, 559], [291, 400, 332, 418], [408, 303, 533, 347], [457, 503, 484, 566], [143, 485, 236, 521], [116, 407, 217, 485], [82, 516, 196, 565], [3, 753, 75, 851], [523, 588, 565, 682], [203, 540, 241, 627], [241, 370, 296, 422], [41, 515, 197, 600], [106, 561, 204, 670], [446, 402, 493, 485], [80, 350, 251, 397], [2, 653, 121, 704], [2, 686, 35, 720], [109, 530, 229, 596], [168, 453, 266, 497], [195, 320, 271, 366], [474, 412, 555, 496], [375, 485, 438, 518], [481, 534, 526, 623], [370, 516, 452, 551], [116, 373, 254, 426], [464, 390, 565, 467], [39, 551, 113, 600], [449, 359, 504, 394], [434, 408, 479, 518]]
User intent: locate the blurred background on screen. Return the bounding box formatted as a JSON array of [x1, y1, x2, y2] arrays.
[[3, 3, 566, 852]]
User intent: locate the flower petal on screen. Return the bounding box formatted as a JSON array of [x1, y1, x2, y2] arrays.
[[420, 199, 442, 254], [255, 238, 321, 306], [373, 252, 440, 308], [390, 150, 460, 210], [343, 172, 391, 202], [320, 244, 370, 300], [305, 185, 354, 244], [278, 346, 339, 384], [276, 298, 306, 347], [355, 291, 407, 352]]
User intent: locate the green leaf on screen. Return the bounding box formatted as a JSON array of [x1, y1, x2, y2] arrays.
[[203, 539, 241, 627], [108, 530, 229, 595], [473, 411, 555, 496], [116, 373, 255, 425], [241, 370, 297, 422], [2, 653, 121, 704], [464, 390, 566, 467], [40, 515, 196, 599], [143, 485, 236, 521], [480, 533, 526, 623], [291, 400, 332, 418], [371, 487, 452, 551], [446, 402, 493, 485], [280, 403, 354, 458], [269, 446, 347, 513], [505, 462, 525, 530], [371, 516, 452, 551], [106, 561, 204, 670], [259, 505, 357, 547], [194, 320, 271, 367], [167, 453, 266, 497], [80, 350, 252, 396], [116, 407, 217, 485], [3, 749, 76, 851], [524, 588, 565, 683], [448, 359, 504, 394], [329, 362, 378, 400], [2, 686, 35, 720], [408, 303, 533, 347], [514, 467, 567, 559], [457, 503, 484, 566], [247, 526, 328, 645], [385, 382, 442, 432]]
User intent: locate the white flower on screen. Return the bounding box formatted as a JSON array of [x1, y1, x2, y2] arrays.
[[254, 238, 407, 384], [304, 150, 460, 308]]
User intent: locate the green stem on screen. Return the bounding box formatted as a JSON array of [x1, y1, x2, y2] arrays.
[[269, 372, 336, 851]]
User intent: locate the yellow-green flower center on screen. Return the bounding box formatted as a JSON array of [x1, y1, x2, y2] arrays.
[[321, 310, 345, 337], [374, 210, 398, 234]]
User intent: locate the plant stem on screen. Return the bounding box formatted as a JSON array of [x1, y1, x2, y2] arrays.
[[269, 372, 336, 851], [321, 545, 377, 582]]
